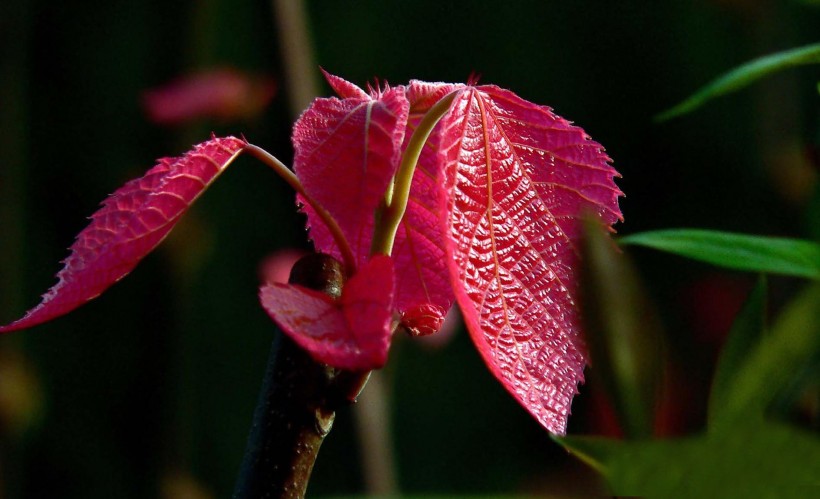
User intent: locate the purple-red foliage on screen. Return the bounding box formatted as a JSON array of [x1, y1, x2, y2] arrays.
[[0, 136, 246, 333], [2, 72, 622, 435]]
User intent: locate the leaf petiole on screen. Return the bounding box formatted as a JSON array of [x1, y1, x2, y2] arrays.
[[245, 143, 357, 273], [370, 91, 457, 256]]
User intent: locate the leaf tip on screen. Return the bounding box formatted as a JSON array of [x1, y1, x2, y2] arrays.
[[319, 68, 370, 100], [653, 106, 683, 123], [466, 71, 482, 86], [1, 135, 247, 334]]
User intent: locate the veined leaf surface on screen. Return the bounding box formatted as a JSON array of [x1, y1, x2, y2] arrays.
[[389, 81, 465, 329], [438, 86, 622, 434], [259, 255, 395, 371], [293, 72, 409, 272], [295, 75, 459, 333], [0, 136, 246, 333]]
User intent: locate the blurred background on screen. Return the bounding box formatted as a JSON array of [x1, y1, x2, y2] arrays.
[[0, 0, 818, 497]]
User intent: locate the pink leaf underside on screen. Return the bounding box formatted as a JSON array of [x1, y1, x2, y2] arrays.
[[293, 73, 409, 269], [0, 136, 247, 333], [259, 254, 395, 371], [438, 86, 622, 435]]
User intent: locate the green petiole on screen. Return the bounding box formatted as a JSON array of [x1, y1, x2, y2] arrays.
[[369, 91, 457, 256]]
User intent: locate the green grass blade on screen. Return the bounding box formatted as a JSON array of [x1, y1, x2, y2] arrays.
[[711, 283, 820, 433], [619, 229, 820, 279], [552, 434, 616, 475], [655, 42, 820, 121], [708, 276, 767, 430], [580, 217, 664, 439]]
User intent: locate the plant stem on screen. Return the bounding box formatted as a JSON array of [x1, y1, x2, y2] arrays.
[[271, 0, 319, 119], [244, 144, 357, 273], [232, 334, 333, 499], [232, 254, 370, 499], [370, 91, 456, 256], [352, 370, 397, 495]]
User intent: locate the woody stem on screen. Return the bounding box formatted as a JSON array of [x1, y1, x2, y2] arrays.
[[232, 254, 370, 499]]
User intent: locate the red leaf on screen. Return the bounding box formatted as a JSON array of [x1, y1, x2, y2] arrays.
[[294, 74, 460, 335], [0, 136, 247, 333], [438, 86, 622, 434], [406, 80, 462, 113], [293, 73, 409, 271], [142, 68, 276, 125], [321, 68, 370, 100], [259, 255, 395, 371], [387, 81, 466, 330], [400, 303, 446, 337]]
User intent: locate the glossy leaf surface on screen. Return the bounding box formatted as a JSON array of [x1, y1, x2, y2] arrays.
[[620, 229, 820, 279], [0, 136, 246, 333], [438, 86, 622, 434], [259, 255, 395, 371], [293, 73, 408, 271]]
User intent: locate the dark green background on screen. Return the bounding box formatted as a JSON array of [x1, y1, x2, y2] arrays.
[[0, 0, 818, 497]]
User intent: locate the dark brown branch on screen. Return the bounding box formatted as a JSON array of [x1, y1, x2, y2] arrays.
[[233, 254, 370, 499]]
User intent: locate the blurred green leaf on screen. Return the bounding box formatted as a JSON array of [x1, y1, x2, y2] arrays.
[[550, 434, 615, 474], [559, 421, 820, 497], [619, 229, 820, 279], [708, 276, 767, 429], [560, 283, 820, 496], [808, 185, 820, 241], [655, 42, 820, 121], [711, 283, 820, 433], [580, 217, 664, 439]]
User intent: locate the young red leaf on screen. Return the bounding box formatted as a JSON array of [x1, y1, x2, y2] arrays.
[[387, 81, 466, 332], [321, 68, 370, 100], [438, 86, 622, 435], [293, 75, 458, 335], [259, 255, 396, 371], [406, 80, 463, 114], [293, 72, 409, 271], [399, 303, 446, 337], [0, 136, 247, 333]]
